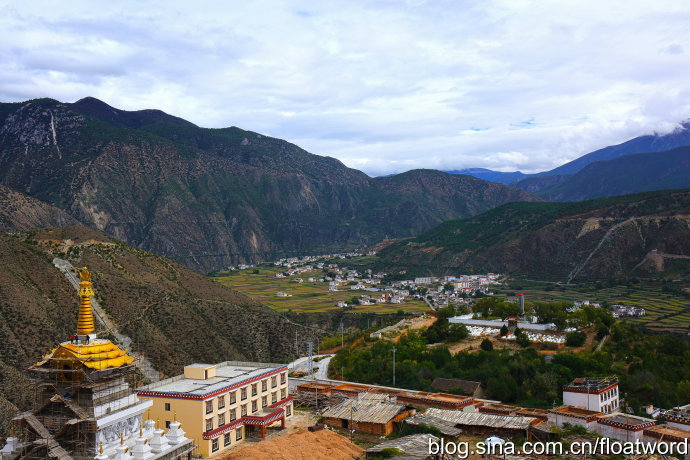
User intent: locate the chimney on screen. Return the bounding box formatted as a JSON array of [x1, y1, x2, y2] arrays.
[[519, 293, 525, 316]]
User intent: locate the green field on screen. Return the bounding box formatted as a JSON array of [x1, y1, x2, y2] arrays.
[[496, 280, 690, 334], [211, 266, 429, 314]]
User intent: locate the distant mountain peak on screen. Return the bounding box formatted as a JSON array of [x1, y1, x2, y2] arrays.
[[69, 96, 197, 129]]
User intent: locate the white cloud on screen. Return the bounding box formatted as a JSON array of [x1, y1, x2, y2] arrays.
[[1, 0, 690, 176]]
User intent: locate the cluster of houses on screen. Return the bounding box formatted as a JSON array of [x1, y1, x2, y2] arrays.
[[242, 250, 503, 309], [289, 376, 690, 459], [570, 299, 646, 318], [610, 304, 646, 317]]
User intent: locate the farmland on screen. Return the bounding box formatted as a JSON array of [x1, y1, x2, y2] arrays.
[[496, 280, 690, 335], [211, 266, 429, 314]]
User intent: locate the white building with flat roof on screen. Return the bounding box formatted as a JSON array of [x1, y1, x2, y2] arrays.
[[563, 377, 620, 414]]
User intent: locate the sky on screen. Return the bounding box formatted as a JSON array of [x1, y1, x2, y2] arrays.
[[2, 0, 690, 176]]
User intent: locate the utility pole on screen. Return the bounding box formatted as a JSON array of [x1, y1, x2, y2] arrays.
[[392, 346, 397, 387], [307, 342, 314, 380], [340, 320, 344, 348]]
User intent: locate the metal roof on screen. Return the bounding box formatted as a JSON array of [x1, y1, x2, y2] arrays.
[[366, 434, 440, 459], [409, 408, 536, 431], [321, 394, 406, 424]]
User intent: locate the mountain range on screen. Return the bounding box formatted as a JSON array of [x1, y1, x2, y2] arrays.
[[443, 168, 527, 185], [377, 189, 690, 281], [449, 122, 690, 198], [0, 97, 537, 272]]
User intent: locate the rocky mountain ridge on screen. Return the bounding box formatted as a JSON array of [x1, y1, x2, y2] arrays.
[[377, 189, 690, 281], [0, 97, 537, 272]]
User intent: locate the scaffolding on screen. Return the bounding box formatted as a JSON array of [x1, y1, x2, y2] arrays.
[[8, 353, 140, 460]]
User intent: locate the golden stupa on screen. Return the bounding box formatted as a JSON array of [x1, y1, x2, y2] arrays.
[[36, 267, 134, 370]]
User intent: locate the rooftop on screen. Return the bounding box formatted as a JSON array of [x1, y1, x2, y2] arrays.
[[321, 393, 409, 424], [563, 377, 618, 393], [598, 414, 655, 428], [139, 361, 285, 397], [644, 425, 690, 439], [366, 434, 440, 459], [407, 408, 537, 432], [431, 378, 481, 395], [550, 405, 603, 419]]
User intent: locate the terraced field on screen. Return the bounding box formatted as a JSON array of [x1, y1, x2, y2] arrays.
[[211, 267, 429, 314], [497, 281, 690, 335]]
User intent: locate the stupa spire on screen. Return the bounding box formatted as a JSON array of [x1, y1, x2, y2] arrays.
[[76, 267, 95, 335]]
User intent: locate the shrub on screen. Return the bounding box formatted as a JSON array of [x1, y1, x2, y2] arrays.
[[566, 331, 587, 347]]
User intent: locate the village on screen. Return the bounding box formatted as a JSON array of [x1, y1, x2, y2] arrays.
[[0, 263, 664, 460]]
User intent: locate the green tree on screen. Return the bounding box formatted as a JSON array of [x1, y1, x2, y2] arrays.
[[566, 331, 586, 347], [481, 338, 494, 351]]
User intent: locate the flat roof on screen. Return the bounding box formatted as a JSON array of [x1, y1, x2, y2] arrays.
[[564, 377, 618, 392], [645, 425, 690, 438], [139, 361, 285, 397], [550, 405, 603, 418], [600, 414, 654, 426]]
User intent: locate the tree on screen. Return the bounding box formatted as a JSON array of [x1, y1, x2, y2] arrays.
[[515, 330, 531, 348], [596, 324, 609, 340], [500, 325, 509, 337], [566, 331, 587, 347], [481, 338, 494, 351]]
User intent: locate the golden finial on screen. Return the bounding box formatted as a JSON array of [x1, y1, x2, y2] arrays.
[[139, 424, 143, 437], [156, 418, 159, 429], [120, 432, 124, 445], [79, 267, 91, 281], [99, 441, 103, 454], [173, 411, 177, 422], [76, 267, 95, 336]]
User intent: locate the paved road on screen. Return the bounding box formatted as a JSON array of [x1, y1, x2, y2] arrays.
[[288, 354, 334, 379]]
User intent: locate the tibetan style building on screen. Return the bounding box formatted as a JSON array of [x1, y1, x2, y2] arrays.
[[0, 268, 195, 460]]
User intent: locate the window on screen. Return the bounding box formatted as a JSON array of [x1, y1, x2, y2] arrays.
[[252, 400, 258, 413], [286, 404, 292, 416], [218, 395, 225, 409], [271, 376, 277, 388], [229, 408, 237, 421], [236, 428, 243, 441], [262, 396, 267, 408], [165, 403, 171, 411], [230, 391, 237, 404], [205, 418, 213, 432], [262, 379, 267, 392], [212, 438, 219, 452], [206, 400, 213, 414], [252, 383, 258, 396], [271, 392, 277, 404], [165, 421, 171, 429], [241, 388, 247, 401], [281, 372, 286, 384], [241, 404, 247, 416], [218, 413, 225, 427], [224, 433, 231, 446], [281, 389, 286, 400]]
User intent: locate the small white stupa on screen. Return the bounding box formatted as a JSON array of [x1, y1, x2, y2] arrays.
[[130, 426, 153, 460], [149, 420, 169, 454]]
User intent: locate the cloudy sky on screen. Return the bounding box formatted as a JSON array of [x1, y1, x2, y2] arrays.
[[2, 0, 690, 176]]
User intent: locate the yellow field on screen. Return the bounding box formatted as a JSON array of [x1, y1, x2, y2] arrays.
[[211, 267, 429, 314]]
